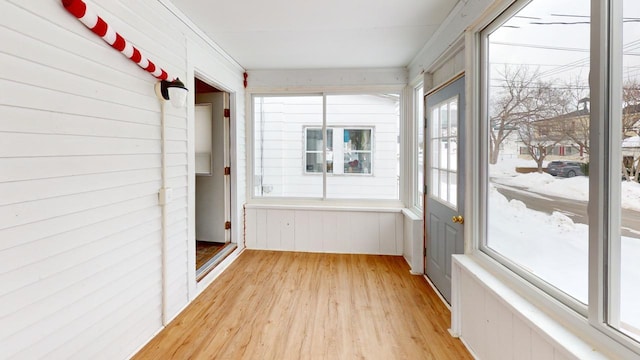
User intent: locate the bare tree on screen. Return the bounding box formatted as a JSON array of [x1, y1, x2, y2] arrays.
[[559, 77, 590, 156], [489, 66, 571, 164], [517, 81, 571, 171], [623, 78, 640, 136], [489, 65, 571, 169]]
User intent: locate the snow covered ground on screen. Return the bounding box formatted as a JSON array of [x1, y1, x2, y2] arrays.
[[487, 158, 640, 338]]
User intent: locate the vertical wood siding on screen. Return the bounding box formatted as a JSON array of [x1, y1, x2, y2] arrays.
[[245, 208, 403, 255], [452, 257, 609, 360], [0, 0, 244, 359]]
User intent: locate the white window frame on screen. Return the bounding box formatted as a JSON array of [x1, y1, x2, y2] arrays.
[[414, 83, 425, 209], [248, 90, 403, 205], [468, 0, 640, 356]]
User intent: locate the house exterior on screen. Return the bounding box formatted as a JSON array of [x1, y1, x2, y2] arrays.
[[518, 100, 590, 161], [1, 0, 639, 359]]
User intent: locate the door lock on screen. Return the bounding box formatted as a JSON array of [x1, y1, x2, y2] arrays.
[[452, 215, 464, 224]]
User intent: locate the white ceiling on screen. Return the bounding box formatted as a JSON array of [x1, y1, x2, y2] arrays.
[[169, 0, 458, 70]]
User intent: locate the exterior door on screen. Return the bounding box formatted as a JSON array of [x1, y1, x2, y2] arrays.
[[424, 75, 465, 304]]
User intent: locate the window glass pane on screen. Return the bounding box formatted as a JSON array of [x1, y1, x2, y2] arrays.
[[441, 139, 449, 170], [612, 0, 640, 342], [417, 86, 425, 207], [431, 139, 440, 169], [306, 153, 324, 173], [253, 95, 323, 198], [439, 170, 448, 201], [306, 129, 323, 151], [484, 0, 590, 304], [431, 167, 440, 198], [449, 138, 458, 172], [325, 94, 399, 199], [447, 171, 456, 207], [305, 128, 333, 174]]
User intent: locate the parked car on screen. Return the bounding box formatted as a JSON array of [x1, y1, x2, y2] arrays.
[[546, 161, 585, 177]]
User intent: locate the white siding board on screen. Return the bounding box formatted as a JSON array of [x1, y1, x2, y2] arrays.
[[0, 1, 150, 83], [0, 52, 160, 111], [0, 181, 160, 230], [13, 256, 161, 360], [2, 234, 161, 357], [0, 195, 157, 251], [1, 0, 243, 356], [0, 132, 160, 158], [0, 106, 160, 138], [0, 168, 160, 207], [76, 301, 161, 360], [0, 25, 152, 96], [0, 225, 161, 325], [0, 211, 161, 297], [0, 155, 162, 183], [1, 81, 158, 125]]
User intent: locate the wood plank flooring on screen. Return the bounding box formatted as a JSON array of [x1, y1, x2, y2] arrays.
[[134, 250, 472, 360]]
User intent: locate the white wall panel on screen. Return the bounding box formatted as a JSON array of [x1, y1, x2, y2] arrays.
[[245, 207, 403, 255], [0, 0, 245, 358]]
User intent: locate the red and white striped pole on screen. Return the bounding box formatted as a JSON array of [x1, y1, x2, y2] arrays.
[[61, 0, 171, 81]]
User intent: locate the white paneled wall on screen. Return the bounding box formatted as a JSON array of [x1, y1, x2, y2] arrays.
[[451, 256, 614, 360], [402, 209, 424, 274], [245, 207, 403, 255], [0, 0, 245, 359]]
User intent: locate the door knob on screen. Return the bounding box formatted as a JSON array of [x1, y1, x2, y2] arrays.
[[452, 215, 464, 224]]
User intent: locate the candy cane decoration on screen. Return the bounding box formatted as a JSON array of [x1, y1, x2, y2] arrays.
[[61, 0, 170, 81]]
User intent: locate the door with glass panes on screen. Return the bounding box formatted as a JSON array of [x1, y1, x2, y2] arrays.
[[424, 75, 465, 303]]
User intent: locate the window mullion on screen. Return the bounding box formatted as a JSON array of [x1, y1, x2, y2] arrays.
[[588, 0, 612, 327], [606, 0, 624, 331], [322, 93, 327, 200]]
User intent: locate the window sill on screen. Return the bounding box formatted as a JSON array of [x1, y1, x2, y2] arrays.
[[244, 201, 404, 213], [456, 252, 640, 359]]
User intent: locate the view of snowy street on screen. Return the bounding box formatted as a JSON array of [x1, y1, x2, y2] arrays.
[[483, 0, 640, 341], [489, 159, 640, 337]]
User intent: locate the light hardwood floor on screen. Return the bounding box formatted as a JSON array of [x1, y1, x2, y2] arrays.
[[134, 250, 472, 360]]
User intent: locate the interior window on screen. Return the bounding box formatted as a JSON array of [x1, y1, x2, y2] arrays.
[[253, 93, 399, 200]]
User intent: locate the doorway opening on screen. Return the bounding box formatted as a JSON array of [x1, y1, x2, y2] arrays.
[[194, 77, 235, 281]]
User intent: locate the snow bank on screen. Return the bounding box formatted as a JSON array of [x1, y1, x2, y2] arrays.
[[496, 171, 640, 211], [487, 183, 640, 336]]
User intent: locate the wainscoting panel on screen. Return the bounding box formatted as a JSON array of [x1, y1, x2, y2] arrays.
[[451, 256, 617, 360], [245, 207, 403, 255]]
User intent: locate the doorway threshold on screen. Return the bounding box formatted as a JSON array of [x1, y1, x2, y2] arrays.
[[196, 243, 237, 282]]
